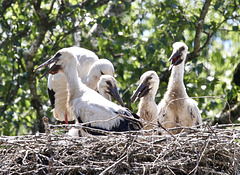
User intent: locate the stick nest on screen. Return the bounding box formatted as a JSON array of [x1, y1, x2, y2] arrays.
[[0, 122, 240, 175]]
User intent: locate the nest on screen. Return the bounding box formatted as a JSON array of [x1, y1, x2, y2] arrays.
[[0, 119, 240, 175]]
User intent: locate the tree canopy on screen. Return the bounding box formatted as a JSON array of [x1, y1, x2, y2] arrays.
[[0, 0, 239, 136]]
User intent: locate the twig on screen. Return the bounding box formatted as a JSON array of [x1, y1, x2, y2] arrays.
[[189, 137, 210, 175], [22, 150, 29, 165], [167, 165, 176, 175], [157, 121, 176, 139], [1, 125, 240, 174], [100, 154, 127, 175]]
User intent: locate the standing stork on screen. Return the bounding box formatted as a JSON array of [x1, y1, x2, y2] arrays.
[[131, 71, 159, 130], [47, 47, 99, 124], [34, 49, 142, 132], [158, 42, 202, 134]]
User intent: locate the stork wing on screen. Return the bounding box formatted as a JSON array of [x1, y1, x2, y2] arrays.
[[48, 88, 55, 108], [187, 98, 202, 127], [47, 74, 55, 108], [73, 89, 142, 132]]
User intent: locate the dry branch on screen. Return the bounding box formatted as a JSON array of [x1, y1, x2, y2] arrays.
[[0, 123, 240, 174]]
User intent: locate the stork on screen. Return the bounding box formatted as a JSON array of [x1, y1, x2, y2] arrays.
[[68, 74, 125, 137], [158, 42, 202, 134], [131, 71, 159, 130], [47, 47, 99, 124], [82, 59, 115, 91], [47, 48, 121, 124], [97, 75, 125, 106], [34, 48, 142, 132]]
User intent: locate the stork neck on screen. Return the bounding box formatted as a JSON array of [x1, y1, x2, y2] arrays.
[[86, 75, 98, 90], [168, 63, 186, 92], [102, 93, 111, 101], [63, 58, 83, 100], [143, 91, 156, 102]]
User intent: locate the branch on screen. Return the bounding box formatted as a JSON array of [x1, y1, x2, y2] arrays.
[[194, 0, 212, 54], [23, 1, 57, 133], [187, 0, 212, 62], [86, 0, 131, 38], [187, 1, 240, 62], [0, 0, 17, 30], [100, 155, 127, 175], [212, 61, 240, 124], [23, 26, 47, 133], [212, 102, 240, 125], [86, 1, 112, 38]]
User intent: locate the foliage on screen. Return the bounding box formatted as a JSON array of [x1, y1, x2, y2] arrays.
[[0, 0, 239, 135]]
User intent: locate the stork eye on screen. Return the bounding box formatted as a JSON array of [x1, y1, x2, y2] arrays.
[[100, 71, 104, 75], [55, 52, 62, 58], [146, 76, 153, 82], [179, 46, 185, 52], [106, 81, 112, 87]]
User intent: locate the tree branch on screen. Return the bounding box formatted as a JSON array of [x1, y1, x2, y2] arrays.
[[212, 61, 240, 124], [194, 0, 212, 53], [24, 26, 48, 133], [23, 1, 58, 133], [187, 0, 212, 62], [212, 102, 240, 125]]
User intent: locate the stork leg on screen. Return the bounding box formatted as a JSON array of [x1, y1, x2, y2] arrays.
[[65, 112, 69, 124]]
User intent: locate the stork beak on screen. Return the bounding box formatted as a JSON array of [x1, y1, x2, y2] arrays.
[[33, 53, 62, 79], [131, 82, 150, 103], [108, 86, 125, 107], [168, 50, 183, 70]]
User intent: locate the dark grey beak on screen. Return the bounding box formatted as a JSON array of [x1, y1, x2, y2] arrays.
[[131, 82, 150, 103], [108, 86, 125, 107], [168, 50, 184, 70], [33, 53, 61, 79]]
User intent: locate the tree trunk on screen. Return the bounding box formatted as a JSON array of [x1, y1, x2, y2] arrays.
[[23, 26, 48, 133]]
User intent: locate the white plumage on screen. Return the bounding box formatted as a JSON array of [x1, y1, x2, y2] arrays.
[[97, 75, 125, 106], [82, 59, 114, 91], [34, 48, 142, 132], [48, 73, 73, 122], [47, 47, 118, 123], [158, 42, 202, 134], [131, 71, 159, 129]]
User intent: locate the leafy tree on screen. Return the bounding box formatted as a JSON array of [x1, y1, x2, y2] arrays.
[[0, 0, 239, 135]]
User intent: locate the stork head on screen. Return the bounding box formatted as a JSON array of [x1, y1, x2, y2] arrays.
[[87, 59, 115, 90], [131, 71, 159, 103], [168, 42, 188, 70], [97, 75, 125, 107], [89, 59, 114, 77], [33, 48, 77, 79]]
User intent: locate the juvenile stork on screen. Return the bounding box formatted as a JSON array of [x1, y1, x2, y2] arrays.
[[97, 75, 125, 106], [131, 71, 159, 129], [158, 42, 202, 134], [82, 59, 115, 91], [47, 48, 122, 124], [34, 49, 142, 132]]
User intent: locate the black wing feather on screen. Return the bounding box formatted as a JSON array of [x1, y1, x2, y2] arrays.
[[48, 88, 55, 108]]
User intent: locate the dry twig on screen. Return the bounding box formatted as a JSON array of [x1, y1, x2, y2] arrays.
[[0, 124, 240, 174]]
